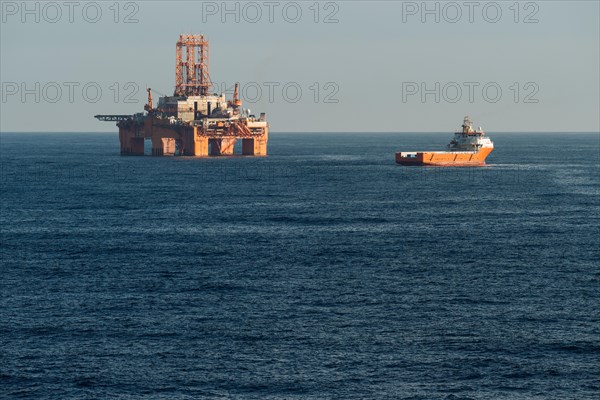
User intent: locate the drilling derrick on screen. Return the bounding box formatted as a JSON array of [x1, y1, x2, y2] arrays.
[[95, 34, 269, 157], [175, 34, 211, 97]]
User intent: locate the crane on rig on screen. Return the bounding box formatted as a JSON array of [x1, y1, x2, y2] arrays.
[[144, 88, 154, 113]]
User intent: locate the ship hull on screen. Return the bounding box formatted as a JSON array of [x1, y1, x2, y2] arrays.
[[396, 147, 492, 166]]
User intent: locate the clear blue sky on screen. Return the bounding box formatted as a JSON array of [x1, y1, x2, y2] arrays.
[[1, 1, 599, 132]]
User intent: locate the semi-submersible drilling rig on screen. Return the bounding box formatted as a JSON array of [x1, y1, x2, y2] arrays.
[[95, 34, 268, 156]]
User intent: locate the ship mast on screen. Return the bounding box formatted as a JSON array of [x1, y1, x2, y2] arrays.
[[462, 116, 474, 134]]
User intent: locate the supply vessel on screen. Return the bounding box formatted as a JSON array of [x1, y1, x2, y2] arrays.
[[395, 117, 493, 166], [95, 34, 268, 157]]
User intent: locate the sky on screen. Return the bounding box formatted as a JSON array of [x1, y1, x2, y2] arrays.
[[1, 0, 599, 132]]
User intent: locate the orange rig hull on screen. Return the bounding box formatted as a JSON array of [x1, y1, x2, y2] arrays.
[[395, 147, 493, 166]]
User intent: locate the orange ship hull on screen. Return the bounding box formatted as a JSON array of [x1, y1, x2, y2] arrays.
[[396, 147, 492, 166]]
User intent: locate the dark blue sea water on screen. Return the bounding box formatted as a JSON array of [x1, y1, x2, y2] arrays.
[[1, 132, 599, 399]]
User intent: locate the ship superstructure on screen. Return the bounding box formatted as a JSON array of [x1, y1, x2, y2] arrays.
[[95, 34, 268, 156], [395, 117, 493, 166]]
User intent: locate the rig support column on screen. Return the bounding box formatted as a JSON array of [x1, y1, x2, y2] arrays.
[[242, 129, 268, 156], [162, 138, 176, 155], [151, 136, 164, 156], [193, 136, 209, 156], [182, 127, 209, 156], [129, 138, 144, 155], [119, 126, 144, 155], [209, 138, 236, 156], [220, 138, 236, 155]]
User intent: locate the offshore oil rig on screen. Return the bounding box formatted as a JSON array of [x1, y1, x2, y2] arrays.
[[95, 34, 268, 156]]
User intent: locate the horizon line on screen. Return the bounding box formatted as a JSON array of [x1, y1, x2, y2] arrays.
[[1, 131, 599, 135]]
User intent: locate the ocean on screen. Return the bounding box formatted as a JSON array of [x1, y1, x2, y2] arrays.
[[1, 132, 599, 399]]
